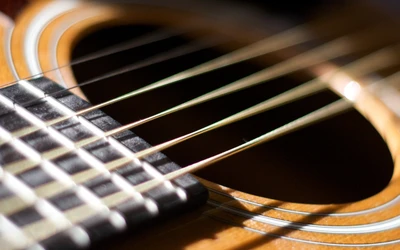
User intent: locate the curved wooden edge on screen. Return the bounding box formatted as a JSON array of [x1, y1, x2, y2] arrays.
[[38, 3, 123, 99], [10, 0, 49, 80], [0, 12, 17, 85], [24, 0, 400, 217], [9, 1, 400, 248]]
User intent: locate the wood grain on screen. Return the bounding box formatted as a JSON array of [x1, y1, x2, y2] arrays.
[[3, 0, 400, 249], [0, 12, 16, 85]]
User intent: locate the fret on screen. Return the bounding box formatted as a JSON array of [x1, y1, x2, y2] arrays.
[[0, 173, 36, 215], [21, 200, 71, 242], [0, 77, 207, 249], [39, 226, 90, 250], [0, 215, 33, 249]]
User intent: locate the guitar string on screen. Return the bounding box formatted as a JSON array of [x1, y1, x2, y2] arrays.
[[9, 99, 356, 243], [0, 27, 185, 89], [0, 6, 395, 244], [0, 37, 397, 239], [0, 37, 225, 148], [13, 70, 400, 240], [16, 25, 311, 106], [3, 25, 312, 142], [132, 100, 353, 193], [16, 71, 400, 247], [19, 35, 228, 108], [44, 53, 400, 196], [87, 46, 400, 171], [2, 35, 357, 175], [0, 36, 226, 143], [0, 24, 393, 195], [5, 23, 388, 146], [9, 22, 388, 108], [2, 45, 397, 204], [121, 70, 400, 198]]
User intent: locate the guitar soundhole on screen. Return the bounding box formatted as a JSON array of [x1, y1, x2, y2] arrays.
[[72, 24, 393, 204]]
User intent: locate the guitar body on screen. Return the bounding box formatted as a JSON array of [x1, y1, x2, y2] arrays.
[[1, 1, 400, 249]]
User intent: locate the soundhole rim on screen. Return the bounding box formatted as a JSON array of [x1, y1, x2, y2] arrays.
[[71, 22, 393, 205]]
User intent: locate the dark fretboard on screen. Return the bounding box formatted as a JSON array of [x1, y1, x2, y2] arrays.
[[0, 77, 207, 250]]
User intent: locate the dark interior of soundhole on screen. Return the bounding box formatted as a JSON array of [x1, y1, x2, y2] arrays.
[[71, 25, 393, 204]]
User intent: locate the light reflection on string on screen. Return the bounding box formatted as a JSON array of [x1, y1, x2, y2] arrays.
[[2, 36, 357, 175], [2, 46, 398, 203], [5, 25, 311, 141]]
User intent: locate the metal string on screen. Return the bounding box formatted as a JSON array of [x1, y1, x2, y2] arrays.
[[1, 46, 398, 243], [11, 72, 400, 246], [4, 26, 312, 142], [1, 28, 184, 89], [2, 45, 398, 197], [20, 35, 227, 107], [3, 36, 358, 175], [5, 99, 354, 244]]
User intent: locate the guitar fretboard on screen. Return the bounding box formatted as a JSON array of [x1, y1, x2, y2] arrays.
[[0, 77, 207, 250]]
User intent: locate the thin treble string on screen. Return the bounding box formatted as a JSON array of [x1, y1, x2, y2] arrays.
[[132, 53, 400, 159], [7, 25, 313, 140], [0, 28, 183, 89], [12, 74, 397, 239], [76, 36, 353, 145], [132, 53, 398, 160], [19, 78, 329, 198], [35, 45, 400, 191], [4, 101, 352, 243], [3, 37, 226, 140], [134, 71, 400, 194], [21, 35, 228, 108], [11, 101, 352, 242], [3, 64, 399, 221], [134, 100, 353, 193], [3, 36, 364, 174]]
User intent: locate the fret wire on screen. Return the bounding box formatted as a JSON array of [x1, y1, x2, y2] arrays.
[[0, 215, 33, 249], [1, 35, 351, 175], [1, 41, 394, 177], [0, 46, 393, 223], [0, 74, 171, 240], [16, 181, 146, 246], [0, 27, 184, 89], [0, 91, 112, 191], [99, 47, 400, 171], [10, 73, 397, 243], [0, 21, 396, 247], [21, 200, 72, 242], [2, 46, 395, 216], [0, 32, 396, 231], [0, 24, 390, 145], [19, 98, 352, 242], [0, 85, 117, 225], [4, 25, 311, 143], [93, 45, 400, 161]]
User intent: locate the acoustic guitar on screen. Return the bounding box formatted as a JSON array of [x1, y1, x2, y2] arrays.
[[1, 0, 400, 249]]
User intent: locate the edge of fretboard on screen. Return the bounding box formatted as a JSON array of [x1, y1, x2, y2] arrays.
[[0, 77, 208, 250]]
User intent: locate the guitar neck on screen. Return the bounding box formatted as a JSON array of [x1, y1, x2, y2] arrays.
[[0, 77, 207, 249]]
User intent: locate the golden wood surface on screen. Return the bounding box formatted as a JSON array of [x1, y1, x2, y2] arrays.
[[0, 12, 16, 84], [1, 0, 400, 249]]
